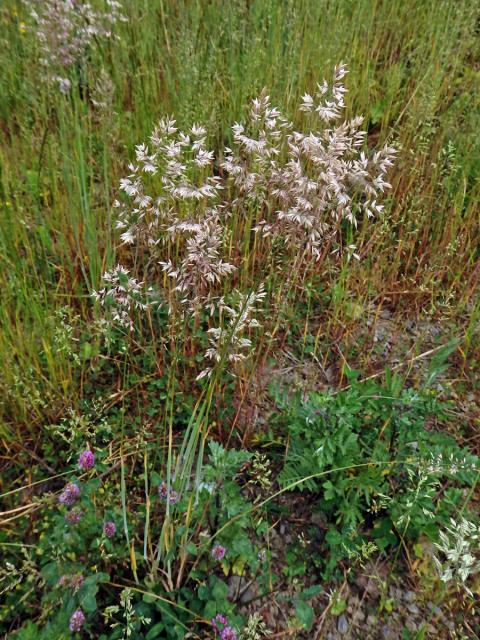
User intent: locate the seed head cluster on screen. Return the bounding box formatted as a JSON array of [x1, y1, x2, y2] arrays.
[[92, 264, 159, 330], [197, 285, 266, 380], [434, 517, 480, 593], [95, 65, 395, 379], [29, 0, 125, 91]]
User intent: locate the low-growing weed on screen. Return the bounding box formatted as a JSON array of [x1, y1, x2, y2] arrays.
[[273, 370, 479, 577]]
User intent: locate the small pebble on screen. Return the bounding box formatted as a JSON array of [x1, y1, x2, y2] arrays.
[[325, 366, 335, 383], [337, 614, 349, 635], [382, 625, 393, 639], [394, 587, 403, 600]]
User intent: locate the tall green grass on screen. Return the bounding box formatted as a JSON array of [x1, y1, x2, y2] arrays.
[[0, 0, 478, 437]]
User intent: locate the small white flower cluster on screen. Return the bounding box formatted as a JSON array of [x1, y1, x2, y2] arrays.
[[239, 612, 272, 640], [92, 264, 158, 331], [29, 0, 125, 91], [116, 120, 222, 244], [426, 451, 476, 475], [434, 517, 480, 593], [196, 284, 266, 380]]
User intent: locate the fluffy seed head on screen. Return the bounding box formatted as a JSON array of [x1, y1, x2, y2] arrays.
[[29, 0, 125, 90]]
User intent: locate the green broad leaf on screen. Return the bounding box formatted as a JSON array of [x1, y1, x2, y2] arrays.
[[323, 480, 335, 500], [81, 591, 97, 613], [230, 536, 252, 557], [84, 477, 101, 494], [370, 100, 386, 124], [146, 623, 165, 639], [143, 593, 156, 604], [343, 367, 361, 380], [211, 578, 228, 600], [80, 341, 93, 360], [151, 471, 162, 486], [40, 562, 59, 584], [424, 339, 458, 388], [78, 572, 109, 613], [295, 600, 314, 630], [83, 572, 109, 585], [204, 600, 217, 619], [197, 584, 208, 600], [12, 621, 39, 640]]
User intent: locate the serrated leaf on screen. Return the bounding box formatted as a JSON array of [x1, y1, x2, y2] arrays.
[[81, 591, 97, 613]]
